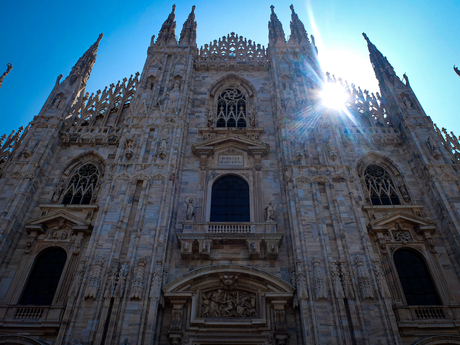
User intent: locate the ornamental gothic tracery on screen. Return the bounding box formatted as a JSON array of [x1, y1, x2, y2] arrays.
[[216, 88, 248, 128]]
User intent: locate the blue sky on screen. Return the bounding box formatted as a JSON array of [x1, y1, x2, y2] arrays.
[[1, 0, 459, 136]]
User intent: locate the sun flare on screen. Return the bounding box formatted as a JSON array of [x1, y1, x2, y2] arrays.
[[321, 82, 349, 110]]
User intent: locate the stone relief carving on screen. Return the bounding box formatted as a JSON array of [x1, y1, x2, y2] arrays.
[[201, 289, 257, 318], [330, 260, 345, 299], [184, 197, 195, 220], [130, 257, 147, 300], [296, 262, 309, 300], [69, 260, 86, 299], [85, 255, 105, 299], [393, 229, 412, 242], [115, 259, 130, 297], [124, 139, 134, 160], [312, 255, 327, 300], [355, 255, 373, 300], [373, 261, 391, 299], [426, 136, 441, 160]]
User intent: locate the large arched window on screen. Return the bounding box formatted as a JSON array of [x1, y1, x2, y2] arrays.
[[62, 163, 99, 205], [394, 249, 441, 305], [20, 247, 67, 305], [364, 164, 401, 205], [210, 175, 250, 222], [216, 88, 247, 128]]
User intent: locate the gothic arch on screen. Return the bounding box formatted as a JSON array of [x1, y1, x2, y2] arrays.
[[413, 336, 460, 344], [209, 74, 256, 99], [356, 151, 401, 178], [163, 264, 295, 293], [0, 335, 49, 345], [60, 151, 105, 180]]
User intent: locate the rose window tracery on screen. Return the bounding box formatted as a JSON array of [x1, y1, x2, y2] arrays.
[[62, 163, 99, 205], [364, 164, 401, 205], [216, 88, 247, 128]]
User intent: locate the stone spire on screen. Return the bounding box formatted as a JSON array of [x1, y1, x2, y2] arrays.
[[268, 5, 285, 44], [362, 33, 398, 85], [289, 4, 309, 44], [0, 63, 12, 89], [66, 33, 103, 87], [179, 5, 197, 46], [156, 4, 177, 46]]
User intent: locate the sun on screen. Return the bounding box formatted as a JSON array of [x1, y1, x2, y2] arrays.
[[321, 82, 349, 110]]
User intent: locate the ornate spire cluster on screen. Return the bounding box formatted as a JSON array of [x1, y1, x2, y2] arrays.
[[289, 5, 309, 44], [156, 5, 177, 46], [325, 72, 392, 127], [67, 34, 103, 86], [198, 33, 267, 64], [268, 5, 285, 43], [0, 63, 12, 89], [179, 5, 197, 46]]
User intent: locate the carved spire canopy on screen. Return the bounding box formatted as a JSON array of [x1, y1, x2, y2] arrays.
[[268, 5, 285, 44], [156, 4, 177, 46], [289, 4, 309, 44], [362, 33, 397, 84], [179, 5, 197, 46], [0, 63, 13, 89], [67, 33, 103, 86]]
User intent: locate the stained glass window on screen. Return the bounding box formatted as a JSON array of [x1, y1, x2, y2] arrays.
[[216, 88, 247, 128], [62, 163, 99, 205]]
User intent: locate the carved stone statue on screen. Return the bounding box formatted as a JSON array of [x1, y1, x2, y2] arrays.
[[158, 138, 168, 159], [264, 202, 276, 222], [0, 63, 12, 89], [185, 197, 195, 220]]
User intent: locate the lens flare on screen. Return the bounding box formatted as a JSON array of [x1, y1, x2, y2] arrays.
[[321, 83, 349, 110]]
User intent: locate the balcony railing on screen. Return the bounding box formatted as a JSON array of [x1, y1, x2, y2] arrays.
[[182, 222, 277, 234]]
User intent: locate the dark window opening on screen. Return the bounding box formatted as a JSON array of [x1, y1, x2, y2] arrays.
[[19, 248, 67, 305], [394, 249, 441, 306], [210, 175, 250, 222], [364, 164, 401, 206]]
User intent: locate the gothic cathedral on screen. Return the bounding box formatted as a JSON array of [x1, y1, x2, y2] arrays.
[[1, 5, 460, 345]]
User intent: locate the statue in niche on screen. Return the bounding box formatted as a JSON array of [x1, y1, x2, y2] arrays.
[[52, 180, 65, 203], [426, 136, 441, 159], [158, 138, 168, 159], [185, 197, 195, 220], [265, 202, 276, 222], [402, 94, 413, 108]]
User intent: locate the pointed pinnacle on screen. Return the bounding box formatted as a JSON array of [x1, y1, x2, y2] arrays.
[[172, 4, 176, 13], [290, 4, 295, 13], [192, 5, 196, 13], [362, 32, 370, 42], [270, 5, 275, 13]]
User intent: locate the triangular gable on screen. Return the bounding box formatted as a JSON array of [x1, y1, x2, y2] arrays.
[[192, 132, 269, 157], [26, 209, 91, 229], [368, 210, 436, 233]]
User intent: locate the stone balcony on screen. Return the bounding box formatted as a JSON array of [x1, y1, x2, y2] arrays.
[[394, 305, 460, 336], [0, 305, 64, 333], [177, 222, 282, 260]]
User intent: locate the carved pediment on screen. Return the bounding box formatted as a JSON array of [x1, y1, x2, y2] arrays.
[[26, 209, 93, 235], [367, 211, 436, 234], [192, 131, 269, 157]]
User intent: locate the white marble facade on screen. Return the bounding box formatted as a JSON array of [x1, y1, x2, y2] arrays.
[[1, 5, 460, 345]]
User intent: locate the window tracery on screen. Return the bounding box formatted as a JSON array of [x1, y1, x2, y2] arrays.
[[216, 88, 247, 128], [61, 163, 99, 205], [364, 164, 401, 205]]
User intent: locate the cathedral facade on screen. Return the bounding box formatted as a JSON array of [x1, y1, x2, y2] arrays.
[[1, 4, 460, 345]]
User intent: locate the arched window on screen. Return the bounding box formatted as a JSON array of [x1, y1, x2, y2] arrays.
[[62, 163, 99, 205], [394, 249, 441, 306], [216, 88, 247, 128], [210, 175, 250, 222], [364, 164, 401, 205], [20, 248, 67, 305]]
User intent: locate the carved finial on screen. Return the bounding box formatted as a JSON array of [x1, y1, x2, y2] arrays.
[[172, 4, 176, 12], [0, 63, 13, 89], [270, 5, 275, 12], [192, 5, 195, 13], [290, 4, 294, 12], [454, 65, 460, 77]]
